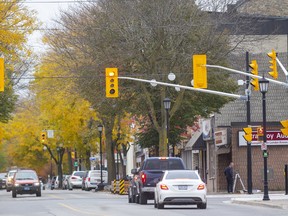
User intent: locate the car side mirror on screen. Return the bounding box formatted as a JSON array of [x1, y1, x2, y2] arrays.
[[131, 168, 138, 175]]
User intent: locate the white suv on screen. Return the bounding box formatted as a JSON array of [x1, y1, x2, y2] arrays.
[[69, 171, 85, 188]]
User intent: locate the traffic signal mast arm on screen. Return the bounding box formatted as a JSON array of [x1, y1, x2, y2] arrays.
[[276, 58, 288, 82], [118, 76, 247, 100], [205, 64, 288, 88]]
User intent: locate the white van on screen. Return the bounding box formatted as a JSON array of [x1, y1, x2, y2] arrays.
[[84, 170, 108, 191]]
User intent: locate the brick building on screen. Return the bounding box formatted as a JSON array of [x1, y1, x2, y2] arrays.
[[183, 0, 288, 193], [215, 0, 288, 192]]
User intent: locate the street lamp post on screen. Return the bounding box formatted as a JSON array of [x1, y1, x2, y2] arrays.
[[97, 124, 104, 190], [163, 98, 171, 157], [259, 76, 270, 201]]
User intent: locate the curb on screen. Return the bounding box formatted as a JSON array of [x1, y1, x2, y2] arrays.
[[231, 199, 288, 210]]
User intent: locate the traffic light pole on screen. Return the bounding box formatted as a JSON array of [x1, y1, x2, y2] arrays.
[[118, 77, 248, 100], [205, 64, 288, 88], [246, 51, 253, 195]]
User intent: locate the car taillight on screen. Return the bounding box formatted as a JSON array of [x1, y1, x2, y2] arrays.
[[141, 173, 146, 184], [197, 184, 205, 190], [160, 184, 169, 190], [71, 176, 77, 180], [88, 178, 90, 182]]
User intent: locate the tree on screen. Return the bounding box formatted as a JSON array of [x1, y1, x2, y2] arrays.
[[42, 0, 252, 180], [0, 0, 38, 122]]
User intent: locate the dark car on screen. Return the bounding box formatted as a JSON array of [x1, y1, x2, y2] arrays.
[[11, 169, 41, 198], [0, 173, 6, 189], [128, 157, 186, 204]]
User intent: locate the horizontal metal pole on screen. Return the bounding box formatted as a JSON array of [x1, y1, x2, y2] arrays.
[[205, 64, 288, 87], [118, 76, 247, 100], [276, 58, 288, 76]]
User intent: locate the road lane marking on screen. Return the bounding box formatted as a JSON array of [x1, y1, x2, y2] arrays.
[[48, 194, 65, 199], [58, 203, 107, 216]]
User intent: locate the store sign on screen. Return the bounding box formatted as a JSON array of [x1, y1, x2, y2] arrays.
[[238, 130, 288, 146], [215, 129, 228, 146]]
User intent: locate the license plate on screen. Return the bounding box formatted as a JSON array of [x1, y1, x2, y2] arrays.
[[178, 185, 188, 190], [24, 187, 30, 191]]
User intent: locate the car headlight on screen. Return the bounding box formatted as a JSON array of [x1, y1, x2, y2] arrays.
[[14, 183, 20, 187], [34, 182, 40, 186]]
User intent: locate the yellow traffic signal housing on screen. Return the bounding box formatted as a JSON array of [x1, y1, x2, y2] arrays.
[[105, 68, 119, 98], [249, 60, 259, 91], [193, 55, 207, 89], [257, 126, 264, 141], [243, 127, 252, 142], [267, 49, 278, 79], [0, 58, 4, 92], [41, 132, 47, 144], [71, 151, 75, 159], [280, 119, 288, 136]]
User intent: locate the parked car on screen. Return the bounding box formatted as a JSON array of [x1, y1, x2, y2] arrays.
[[11, 169, 41, 198], [154, 170, 207, 209], [83, 170, 104, 191], [50, 176, 57, 190], [129, 157, 186, 204], [6, 169, 18, 192], [63, 175, 72, 190], [69, 171, 86, 188], [0, 173, 6, 189]]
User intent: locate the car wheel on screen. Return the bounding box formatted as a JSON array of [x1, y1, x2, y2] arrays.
[[154, 198, 157, 208], [157, 203, 164, 209], [197, 202, 207, 209], [128, 188, 132, 203], [12, 190, 16, 198], [139, 192, 147, 205], [36, 191, 41, 197]]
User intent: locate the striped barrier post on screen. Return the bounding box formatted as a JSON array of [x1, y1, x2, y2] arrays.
[[113, 179, 117, 194], [119, 179, 125, 195]]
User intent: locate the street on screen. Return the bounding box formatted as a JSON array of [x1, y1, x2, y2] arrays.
[[0, 189, 287, 216]]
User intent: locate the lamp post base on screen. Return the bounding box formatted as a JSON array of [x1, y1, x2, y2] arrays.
[[97, 183, 105, 191]]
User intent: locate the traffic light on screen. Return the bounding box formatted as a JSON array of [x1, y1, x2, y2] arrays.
[[257, 126, 264, 141], [105, 68, 119, 98], [249, 60, 259, 91], [267, 49, 278, 79], [243, 127, 252, 142], [280, 119, 288, 136], [71, 151, 75, 159], [41, 132, 47, 144], [193, 55, 207, 89], [0, 58, 4, 92]]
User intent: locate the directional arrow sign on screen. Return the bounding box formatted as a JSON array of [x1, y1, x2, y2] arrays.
[[280, 119, 288, 136], [243, 127, 252, 142]]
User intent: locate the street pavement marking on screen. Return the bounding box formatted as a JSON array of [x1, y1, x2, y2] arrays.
[[58, 203, 107, 216], [48, 194, 65, 199]]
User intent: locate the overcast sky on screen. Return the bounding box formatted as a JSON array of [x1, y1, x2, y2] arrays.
[[24, 0, 71, 52]]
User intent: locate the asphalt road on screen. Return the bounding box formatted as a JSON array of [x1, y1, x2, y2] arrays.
[[0, 189, 286, 216]]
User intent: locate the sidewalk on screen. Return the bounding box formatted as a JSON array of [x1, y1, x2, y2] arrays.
[[227, 192, 288, 209]]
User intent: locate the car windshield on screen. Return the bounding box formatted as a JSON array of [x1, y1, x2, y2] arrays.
[[73, 172, 85, 177], [91, 171, 107, 177], [15, 172, 38, 180], [8, 171, 16, 177], [165, 171, 199, 180], [0, 173, 6, 178], [144, 159, 184, 170]]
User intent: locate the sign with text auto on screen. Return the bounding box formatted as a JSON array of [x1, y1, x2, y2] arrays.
[[238, 130, 288, 146]]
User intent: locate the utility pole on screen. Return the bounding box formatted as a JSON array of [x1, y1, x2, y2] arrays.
[[246, 51, 253, 194]]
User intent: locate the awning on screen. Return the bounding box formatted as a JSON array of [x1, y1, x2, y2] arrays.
[[192, 135, 206, 151], [184, 131, 206, 151]]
